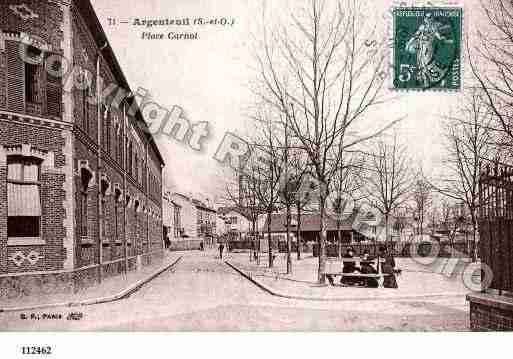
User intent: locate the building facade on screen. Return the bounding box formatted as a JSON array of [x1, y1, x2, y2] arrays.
[[0, 0, 165, 298], [217, 207, 253, 239], [169, 193, 196, 238], [193, 199, 216, 241], [163, 190, 182, 241]]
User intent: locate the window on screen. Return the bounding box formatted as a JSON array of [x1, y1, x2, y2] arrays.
[[114, 189, 122, 243], [102, 107, 111, 153], [45, 55, 63, 117], [139, 158, 143, 183], [25, 46, 42, 103], [100, 177, 110, 243], [79, 69, 92, 132], [80, 188, 88, 237], [117, 125, 123, 164], [134, 154, 139, 181], [127, 141, 132, 175], [230, 216, 238, 225], [134, 200, 140, 251], [7, 157, 41, 238]]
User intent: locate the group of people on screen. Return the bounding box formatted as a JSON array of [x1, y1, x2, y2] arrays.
[[326, 246, 398, 289]]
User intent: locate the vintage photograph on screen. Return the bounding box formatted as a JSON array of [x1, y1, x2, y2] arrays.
[[0, 0, 511, 335]]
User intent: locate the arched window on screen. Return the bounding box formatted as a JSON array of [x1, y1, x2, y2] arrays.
[[100, 174, 111, 244], [134, 199, 140, 251], [114, 185, 122, 244], [79, 166, 93, 239], [127, 141, 133, 175], [7, 156, 42, 239]]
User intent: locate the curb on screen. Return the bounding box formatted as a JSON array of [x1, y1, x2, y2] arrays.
[[225, 261, 466, 302], [0, 256, 182, 314]]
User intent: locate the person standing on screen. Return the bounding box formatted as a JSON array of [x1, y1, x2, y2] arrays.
[[219, 242, 225, 259]]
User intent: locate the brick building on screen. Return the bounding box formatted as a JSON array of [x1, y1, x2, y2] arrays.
[[0, 0, 165, 298]]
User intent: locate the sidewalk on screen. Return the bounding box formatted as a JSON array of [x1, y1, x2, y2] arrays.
[[227, 253, 473, 301], [0, 251, 182, 313]]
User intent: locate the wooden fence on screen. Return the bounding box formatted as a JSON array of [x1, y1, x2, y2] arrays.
[[479, 162, 513, 293]]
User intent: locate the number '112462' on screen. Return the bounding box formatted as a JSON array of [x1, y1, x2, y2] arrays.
[[21, 346, 52, 355]]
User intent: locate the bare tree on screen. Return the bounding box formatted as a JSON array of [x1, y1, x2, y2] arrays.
[[220, 162, 263, 255], [253, 0, 398, 283], [440, 200, 466, 251], [287, 148, 313, 261], [362, 135, 413, 244], [431, 90, 494, 261], [470, 0, 513, 152], [250, 115, 285, 268], [412, 176, 432, 236], [330, 154, 365, 257], [277, 117, 295, 273]]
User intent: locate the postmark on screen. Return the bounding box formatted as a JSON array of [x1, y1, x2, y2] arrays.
[[392, 7, 462, 91]]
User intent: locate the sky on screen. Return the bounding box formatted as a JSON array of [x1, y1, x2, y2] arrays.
[[90, 0, 483, 203]]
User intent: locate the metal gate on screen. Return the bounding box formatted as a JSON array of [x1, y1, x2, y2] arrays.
[[479, 162, 513, 293]]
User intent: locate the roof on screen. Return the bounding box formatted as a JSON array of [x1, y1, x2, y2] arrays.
[[264, 213, 354, 232], [192, 199, 216, 213], [75, 1, 165, 166], [217, 206, 263, 220], [171, 192, 190, 201]]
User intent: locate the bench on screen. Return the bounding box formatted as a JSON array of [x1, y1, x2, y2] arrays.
[[323, 257, 391, 288]]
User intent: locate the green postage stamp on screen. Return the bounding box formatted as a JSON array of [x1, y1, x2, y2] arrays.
[[392, 7, 462, 91]]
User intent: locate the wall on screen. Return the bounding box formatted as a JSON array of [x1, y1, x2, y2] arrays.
[[0, 1, 164, 298], [71, 3, 163, 272], [0, 0, 71, 275], [468, 293, 513, 331], [169, 239, 202, 251], [0, 0, 65, 117]]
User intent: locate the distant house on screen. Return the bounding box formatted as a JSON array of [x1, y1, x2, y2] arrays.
[[263, 212, 360, 243], [163, 191, 182, 241], [217, 207, 253, 239], [168, 193, 197, 238], [352, 209, 401, 242], [192, 199, 217, 243]]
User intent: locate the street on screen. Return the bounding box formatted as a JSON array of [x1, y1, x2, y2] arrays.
[[0, 251, 469, 331]]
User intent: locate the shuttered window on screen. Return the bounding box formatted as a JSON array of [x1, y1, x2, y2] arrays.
[[45, 54, 62, 118], [24, 46, 43, 104], [6, 41, 25, 112], [6, 41, 63, 117], [7, 157, 41, 238]]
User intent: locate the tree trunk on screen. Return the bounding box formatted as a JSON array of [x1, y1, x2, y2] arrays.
[[385, 213, 390, 246], [286, 205, 292, 274], [296, 201, 302, 260], [337, 219, 342, 259], [318, 193, 327, 284], [267, 210, 273, 268], [471, 215, 478, 262], [251, 218, 256, 262]]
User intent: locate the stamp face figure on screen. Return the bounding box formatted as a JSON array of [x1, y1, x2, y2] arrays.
[[393, 7, 462, 91]]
